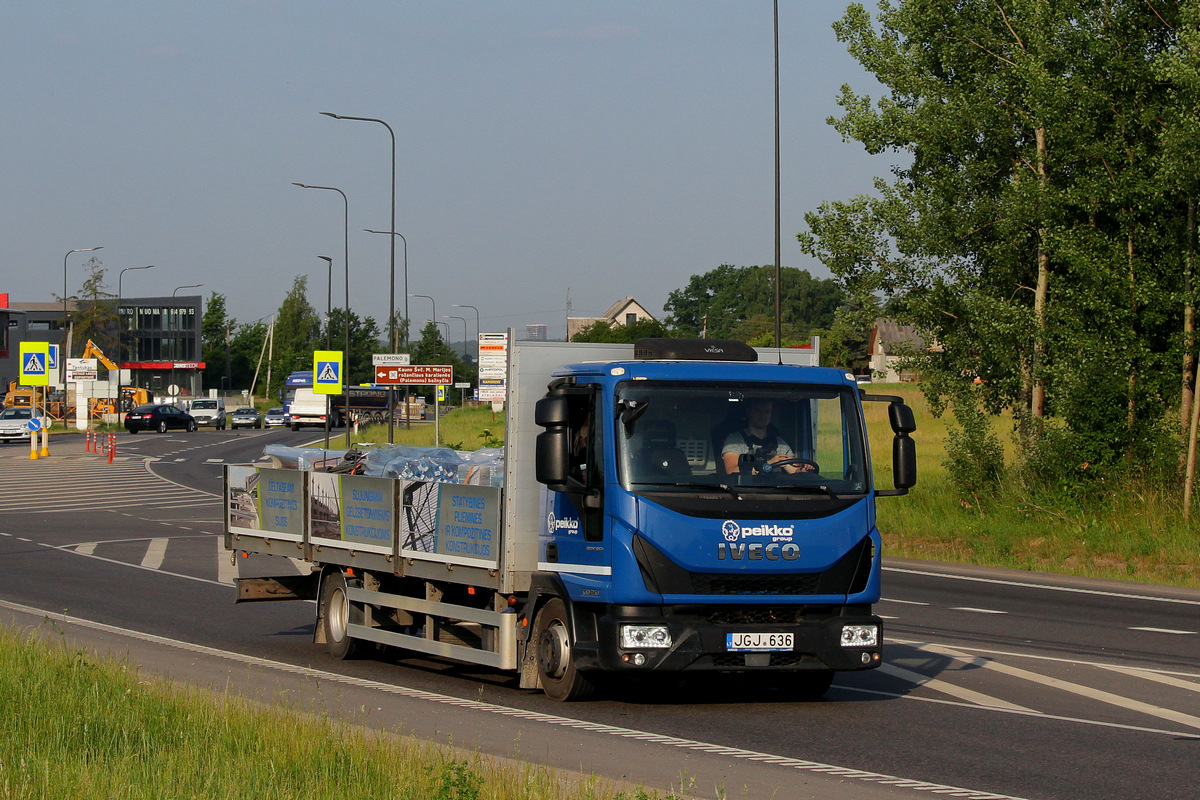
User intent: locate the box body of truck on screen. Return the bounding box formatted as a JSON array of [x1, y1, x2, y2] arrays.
[[226, 338, 914, 700]]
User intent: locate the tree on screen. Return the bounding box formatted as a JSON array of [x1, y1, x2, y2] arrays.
[[65, 257, 117, 357], [663, 264, 844, 341], [410, 320, 472, 393], [799, 1, 1188, 474], [571, 317, 669, 343], [201, 292, 232, 389], [271, 276, 321, 382]]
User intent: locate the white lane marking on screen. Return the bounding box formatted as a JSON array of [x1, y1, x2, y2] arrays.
[[216, 538, 238, 586], [75, 543, 96, 556], [205, 458, 225, 464], [952, 607, 1007, 615], [877, 662, 1034, 712], [1098, 665, 1200, 693], [0, 597, 1032, 800], [141, 538, 168, 570], [909, 641, 1200, 731], [883, 598, 928, 606], [1129, 626, 1196, 635], [885, 565, 1200, 607]]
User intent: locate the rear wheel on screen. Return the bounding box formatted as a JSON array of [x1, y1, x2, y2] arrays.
[[533, 598, 595, 701], [187, 420, 197, 432], [319, 570, 361, 659]]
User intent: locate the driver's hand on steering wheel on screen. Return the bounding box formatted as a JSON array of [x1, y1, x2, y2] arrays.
[[769, 454, 817, 473]]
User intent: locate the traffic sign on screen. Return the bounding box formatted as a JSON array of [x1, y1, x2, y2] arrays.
[[47, 344, 58, 371], [66, 358, 98, 382], [312, 350, 343, 395], [372, 353, 411, 367], [19, 342, 50, 386], [374, 364, 453, 386], [27, 417, 42, 433]]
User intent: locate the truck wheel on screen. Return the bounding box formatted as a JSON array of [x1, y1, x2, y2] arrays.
[[292, 423, 300, 432], [533, 598, 594, 701], [319, 570, 361, 660]]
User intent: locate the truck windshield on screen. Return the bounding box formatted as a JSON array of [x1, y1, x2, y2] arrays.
[[614, 381, 869, 495]]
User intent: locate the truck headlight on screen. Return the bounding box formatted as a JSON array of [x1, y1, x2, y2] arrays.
[[620, 624, 671, 649], [840, 624, 878, 647]]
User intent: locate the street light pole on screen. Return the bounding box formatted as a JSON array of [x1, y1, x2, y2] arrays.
[[409, 294, 435, 337], [446, 315, 468, 358], [320, 112, 401, 351], [62, 246, 102, 381], [172, 284, 203, 297], [452, 303, 480, 363], [293, 182, 351, 446], [362, 229, 407, 352], [318, 256, 333, 350]]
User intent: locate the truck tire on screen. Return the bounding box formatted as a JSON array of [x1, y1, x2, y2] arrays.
[[292, 422, 300, 432], [319, 570, 361, 660], [533, 598, 595, 701]]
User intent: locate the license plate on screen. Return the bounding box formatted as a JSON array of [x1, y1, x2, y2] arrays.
[[726, 632, 794, 652]]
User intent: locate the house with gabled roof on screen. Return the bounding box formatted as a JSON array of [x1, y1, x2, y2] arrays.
[[567, 296, 657, 341], [868, 319, 932, 382]]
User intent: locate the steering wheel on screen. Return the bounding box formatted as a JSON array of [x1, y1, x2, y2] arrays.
[[765, 456, 819, 474]]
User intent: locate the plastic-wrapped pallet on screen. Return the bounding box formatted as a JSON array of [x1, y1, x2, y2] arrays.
[[262, 444, 349, 471], [456, 447, 505, 486], [361, 444, 465, 482]]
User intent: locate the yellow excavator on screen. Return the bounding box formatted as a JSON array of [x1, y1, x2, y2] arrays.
[[78, 340, 150, 415]]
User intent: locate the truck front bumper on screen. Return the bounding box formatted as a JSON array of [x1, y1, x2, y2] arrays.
[[571, 604, 882, 674]]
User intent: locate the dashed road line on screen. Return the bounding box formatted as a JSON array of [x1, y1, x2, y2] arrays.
[[951, 607, 1007, 615], [1129, 626, 1196, 635]]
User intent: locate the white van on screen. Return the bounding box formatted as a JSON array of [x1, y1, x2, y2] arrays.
[[189, 397, 226, 429]]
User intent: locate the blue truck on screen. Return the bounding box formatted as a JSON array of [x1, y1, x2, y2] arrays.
[[226, 337, 915, 701]]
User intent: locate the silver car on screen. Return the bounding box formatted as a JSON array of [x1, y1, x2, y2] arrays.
[[0, 407, 41, 442], [263, 407, 288, 427]]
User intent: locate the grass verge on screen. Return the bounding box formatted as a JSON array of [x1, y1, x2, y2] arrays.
[[0, 623, 681, 800]]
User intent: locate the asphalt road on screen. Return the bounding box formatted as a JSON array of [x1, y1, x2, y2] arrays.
[[0, 428, 1196, 800]]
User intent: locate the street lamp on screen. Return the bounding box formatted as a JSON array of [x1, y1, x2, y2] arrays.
[[362, 229, 407, 352], [453, 303, 480, 363], [62, 246, 102, 379], [320, 112, 402, 354], [294, 182, 351, 446], [409, 294, 435, 336], [317, 256, 333, 349], [117, 264, 155, 400], [172, 283, 202, 297], [446, 315, 468, 358]]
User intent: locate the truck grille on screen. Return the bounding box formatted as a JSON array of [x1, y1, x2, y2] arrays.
[[633, 534, 873, 597]]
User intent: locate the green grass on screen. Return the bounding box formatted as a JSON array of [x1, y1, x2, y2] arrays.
[[0, 624, 683, 800], [353, 405, 506, 450], [864, 384, 1200, 587]]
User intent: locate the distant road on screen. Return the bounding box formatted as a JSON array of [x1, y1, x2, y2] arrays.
[[0, 431, 1196, 800]]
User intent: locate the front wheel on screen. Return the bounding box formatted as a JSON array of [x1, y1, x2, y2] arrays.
[[319, 570, 361, 659], [157, 419, 168, 434], [533, 598, 595, 701]]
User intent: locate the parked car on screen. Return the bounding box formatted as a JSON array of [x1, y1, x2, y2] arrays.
[[188, 397, 226, 429], [125, 404, 196, 434], [263, 407, 288, 427], [0, 407, 42, 442], [230, 407, 263, 429]]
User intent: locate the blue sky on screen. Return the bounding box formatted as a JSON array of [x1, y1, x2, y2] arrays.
[[2, 2, 888, 341]]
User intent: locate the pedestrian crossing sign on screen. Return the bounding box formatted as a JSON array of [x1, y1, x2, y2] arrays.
[[312, 350, 343, 395], [19, 342, 50, 386]]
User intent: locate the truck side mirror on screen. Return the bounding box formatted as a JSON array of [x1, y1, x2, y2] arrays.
[[860, 393, 917, 496], [535, 396, 570, 490]]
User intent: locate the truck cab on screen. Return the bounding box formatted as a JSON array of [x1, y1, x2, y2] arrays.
[[529, 338, 915, 699]]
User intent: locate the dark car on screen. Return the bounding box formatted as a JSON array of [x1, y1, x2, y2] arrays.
[[125, 403, 196, 434], [230, 407, 263, 429]]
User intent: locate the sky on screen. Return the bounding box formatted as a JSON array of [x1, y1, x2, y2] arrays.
[[1, 1, 890, 344]]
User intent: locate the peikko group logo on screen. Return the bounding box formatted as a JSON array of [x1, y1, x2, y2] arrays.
[[720, 519, 796, 542], [546, 510, 581, 535]]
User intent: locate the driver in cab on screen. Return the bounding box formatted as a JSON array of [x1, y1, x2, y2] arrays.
[[721, 397, 816, 476]]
